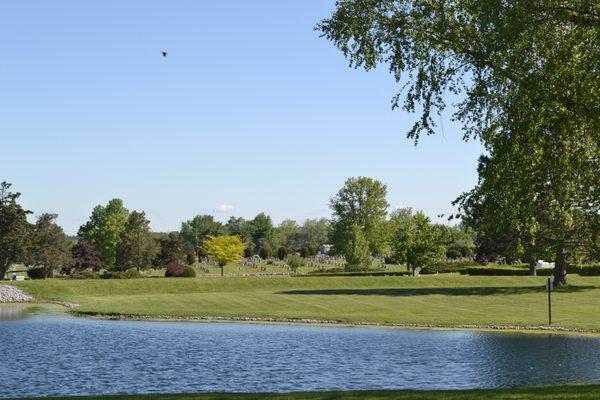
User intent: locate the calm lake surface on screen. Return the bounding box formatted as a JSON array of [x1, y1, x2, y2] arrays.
[[2, 308, 600, 398]]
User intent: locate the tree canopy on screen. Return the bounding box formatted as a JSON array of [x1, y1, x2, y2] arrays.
[[201, 235, 245, 276], [78, 199, 129, 267], [0, 182, 32, 279], [330, 177, 389, 256], [26, 213, 72, 277], [180, 215, 227, 258]]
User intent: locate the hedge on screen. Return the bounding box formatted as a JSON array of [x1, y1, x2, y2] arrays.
[[460, 265, 600, 276], [101, 268, 143, 279], [304, 270, 412, 277]]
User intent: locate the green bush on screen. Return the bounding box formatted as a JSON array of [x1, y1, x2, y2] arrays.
[[101, 268, 142, 279], [277, 247, 288, 260], [165, 260, 197, 278], [300, 246, 310, 258], [27, 267, 52, 280], [181, 265, 197, 277], [286, 254, 305, 273], [306, 270, 412, 277], [186, 252, 196, 265], [445, 248, 462, 260], [71, 270, 100, 279], [420, 260, 478, 274], [258, 246, 272, 260], [243, 247, 254, 258]]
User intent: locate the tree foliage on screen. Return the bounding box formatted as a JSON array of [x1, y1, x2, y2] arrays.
[[286, 254, 306, 273], [342, 224, 371, 270], [153, 232, 183, 267], [115, 211, 157, 271], [26, 213, 72, 277], [78, 199, 129, 267], [201, 235, 245, 276], [391, 211, 447, 275], [0, 182, 32, 279], [180, 215, 227, 258], [318, 0, 599, 142], [69, 241, 104, 274], [330, 177, 389, 256]]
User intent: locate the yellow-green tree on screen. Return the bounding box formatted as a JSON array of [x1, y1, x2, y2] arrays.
[[201, 235, 245, 276]]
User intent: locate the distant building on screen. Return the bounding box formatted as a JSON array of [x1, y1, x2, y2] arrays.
[[319, 244, 333, 255]]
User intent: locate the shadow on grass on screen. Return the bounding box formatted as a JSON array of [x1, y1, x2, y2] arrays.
[[277, 285, 598, 297]]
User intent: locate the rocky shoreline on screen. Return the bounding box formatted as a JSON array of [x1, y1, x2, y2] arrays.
[[0, 285, 33, 303]]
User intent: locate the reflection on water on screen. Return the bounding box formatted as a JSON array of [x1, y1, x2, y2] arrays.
[[0, 306, 28, 320], [1, 314, 600, 398]]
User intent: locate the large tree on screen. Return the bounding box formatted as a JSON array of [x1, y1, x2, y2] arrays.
[[78, 199, 129, 267], [390, 211, 447, 276], [115, 211, 157, 271], [318, 0, 599, 142], [153, 232, 183, 268], [456, 127, 600, 281], [298, 218, 331, 250], [225, 216, 253, 248], [180, 215, 227, 259], [26, 213, 72, 278], [330, 177, 389, 256], [319, 1, 600, 284], [0, 182, 32, 279], [273, 219, 300, 251]]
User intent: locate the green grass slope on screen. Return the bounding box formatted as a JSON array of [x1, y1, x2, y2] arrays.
[[11, 274, 600, 330]]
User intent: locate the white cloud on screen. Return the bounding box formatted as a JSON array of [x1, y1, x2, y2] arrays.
[[215, 204, 235, 213]]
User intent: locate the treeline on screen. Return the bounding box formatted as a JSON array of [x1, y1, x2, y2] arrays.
[[1, 178, 476, 279], [0, 181, 332, 278]]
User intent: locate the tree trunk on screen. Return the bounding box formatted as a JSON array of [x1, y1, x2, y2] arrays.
[[221, 265, 224, 277], [553, 242, 567, 286], [0, 254, 16, 281], [530, 262, 537, 276]]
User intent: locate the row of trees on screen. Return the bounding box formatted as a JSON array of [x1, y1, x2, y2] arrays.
[[180, 214, 330, 262], [329, 177, 473, 272], [1, 178, 474, 278]]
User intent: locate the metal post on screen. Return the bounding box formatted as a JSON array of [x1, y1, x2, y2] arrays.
[[547, 278, 552, 326]]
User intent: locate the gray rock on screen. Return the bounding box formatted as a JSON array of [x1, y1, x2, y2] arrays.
[[0, 285, 33, 303]]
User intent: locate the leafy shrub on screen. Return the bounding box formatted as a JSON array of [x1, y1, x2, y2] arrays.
[[286, 254, 305, 273], [69, 241, 104, 274], [165, 260, 196, 278], [258, 246, 272, 260], [300, 246, 310, 258], [461, 268, 532, 276], [565, 265, 600, 276], [101, 268, 142, 279], [27, 267, 52, 280], [243, 247, 254, 258], [306, 270, 412, 277], [71, 270, 100, 279], [186, 252, 196, 265], [445, 248, 462, 260], [277, 247, 288, 260], [308, 245, 317, 256], [419, 260, 478, 275]]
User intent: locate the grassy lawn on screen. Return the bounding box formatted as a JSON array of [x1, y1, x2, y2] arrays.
[[10, 274, 600, 331], [9, 386, 600, 399]]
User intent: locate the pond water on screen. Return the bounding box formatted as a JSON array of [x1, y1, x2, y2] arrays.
[[2, 308, 600, 398]]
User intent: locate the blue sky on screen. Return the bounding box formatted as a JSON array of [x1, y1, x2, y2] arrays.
[[1, 1, 483, 234]]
